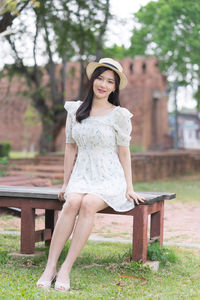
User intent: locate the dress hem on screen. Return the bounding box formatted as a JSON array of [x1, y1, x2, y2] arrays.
[[64, 190, 135, 212]]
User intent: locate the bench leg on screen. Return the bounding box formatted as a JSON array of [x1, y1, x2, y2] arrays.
[[150, 201, 164, 246], [45, 209, 59, 246], [132, 205, 148, 263], [21, 206, 35, 254]]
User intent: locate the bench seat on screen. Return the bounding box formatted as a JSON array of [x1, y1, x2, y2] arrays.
[[0, 185, 176, 262]]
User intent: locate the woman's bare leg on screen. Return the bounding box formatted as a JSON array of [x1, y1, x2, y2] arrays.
[[37, 193, 84, 284], [55, 194, 108, 289]]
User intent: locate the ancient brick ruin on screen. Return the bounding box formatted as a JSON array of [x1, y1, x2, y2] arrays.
[[0, 56, 169, 152]]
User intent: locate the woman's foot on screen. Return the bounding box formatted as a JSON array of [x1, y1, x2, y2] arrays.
[[36, 266, 57, 289], [55, 279, 70, 292], [55, 268, 70, 292]]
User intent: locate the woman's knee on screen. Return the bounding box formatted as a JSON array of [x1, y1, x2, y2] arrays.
[[80, 194, 99, 215], [62, 193, 82, 214]]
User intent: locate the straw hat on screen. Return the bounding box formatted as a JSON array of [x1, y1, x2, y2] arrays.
[[86, 58, 128, 90]]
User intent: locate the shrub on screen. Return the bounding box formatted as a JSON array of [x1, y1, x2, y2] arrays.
[[130, 144, 145, 153], [0, 157, 9, 176], [0, 142, 11, 158], [147, 242, 177, 265]]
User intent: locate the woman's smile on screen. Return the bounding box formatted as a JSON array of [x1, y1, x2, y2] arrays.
[[97, 88, 106, 94]]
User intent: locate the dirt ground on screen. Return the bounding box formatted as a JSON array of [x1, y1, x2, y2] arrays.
[[0, 201, 200, 245], [94, 202, 200, 245]]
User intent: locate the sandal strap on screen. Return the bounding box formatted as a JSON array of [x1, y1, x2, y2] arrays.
[[36, 274, 56, 288]]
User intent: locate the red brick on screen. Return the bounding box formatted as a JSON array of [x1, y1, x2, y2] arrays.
[[0, 57, 169, 151]]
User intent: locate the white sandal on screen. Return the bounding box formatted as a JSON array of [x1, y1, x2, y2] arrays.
[[55, 279, 70, 292], [36, 274, 56, 290]]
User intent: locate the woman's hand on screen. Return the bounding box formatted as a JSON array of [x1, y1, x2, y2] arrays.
[[126, 188, 146, 205], [58, 183, 67, 201]]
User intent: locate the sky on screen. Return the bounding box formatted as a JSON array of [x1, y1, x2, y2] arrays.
[[108, 0, 152, 47]]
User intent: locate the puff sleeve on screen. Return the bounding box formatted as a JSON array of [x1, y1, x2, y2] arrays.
[[64, 100, 82, 144], [65, 113, 75, 143], [114, 107, 133, 146]]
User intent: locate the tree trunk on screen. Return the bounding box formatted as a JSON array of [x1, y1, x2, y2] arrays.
[[39, 122, 55, 153], [79, 60, 88, 99], [39, 114, 66, 154]]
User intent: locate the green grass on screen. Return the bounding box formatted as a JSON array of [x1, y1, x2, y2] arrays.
[[134, 173, 200, 203], [0, 235, 200, 299], [9, 151, 38, 159]]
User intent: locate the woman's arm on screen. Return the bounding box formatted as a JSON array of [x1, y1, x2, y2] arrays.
[[118, 145, 145, 205], [63, 143, 77, 185], [58, 143, 77, 201]]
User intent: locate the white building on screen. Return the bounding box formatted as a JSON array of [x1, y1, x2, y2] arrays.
[[178, 113, 200, 149]]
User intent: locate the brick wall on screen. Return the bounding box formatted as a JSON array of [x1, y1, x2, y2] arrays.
[[0, 57, 169, 152], [0, 76, 41, 151], [7, 150, 200, 182], [131, 150, 200, 181]]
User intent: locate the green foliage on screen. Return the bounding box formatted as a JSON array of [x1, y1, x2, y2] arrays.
[[147, 242, 177, 265], [102, 44, 128, 60], [23, 104, 40, 127], [128, 0, 200, 106], [34, 0, 111, 63], [0, 142, 10, 175], [194, 85, 200, 111], [0, 142, 11, 158], [0, 0, 39, 15], [0, 251, 9, 265], [0, 157, 9, 176], [130, 144, 145, 153]]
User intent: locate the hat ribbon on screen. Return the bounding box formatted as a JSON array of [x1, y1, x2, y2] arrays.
[[101, 62, 119, 71]]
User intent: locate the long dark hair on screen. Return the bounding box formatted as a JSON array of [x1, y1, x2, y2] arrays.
[[76, 66, 120, 123]]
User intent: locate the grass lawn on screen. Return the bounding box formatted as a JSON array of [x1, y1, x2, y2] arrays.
[[134, 173, 200, 204], [0, 235, 199, 299], [9, 151, 37, 159]]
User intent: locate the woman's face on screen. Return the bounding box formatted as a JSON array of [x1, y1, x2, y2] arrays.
[[93, 70, 115, 100]]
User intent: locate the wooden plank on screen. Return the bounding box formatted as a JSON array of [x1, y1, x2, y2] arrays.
[[150, 201, 164, 245], [0, 207, 21, 217], [132, 205, 148, 262], [0, 185, 59, 199], [148, 236, 160, 244], [45, 210, 59, 245], [0, 186, 176, 204], [21, 206, 35, 254], [35, 229, 52, 243], [139, 192, 176, 201], [0, 197, 63, 210]]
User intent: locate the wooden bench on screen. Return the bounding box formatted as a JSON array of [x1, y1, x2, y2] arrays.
[[0, 185, 175, 263]]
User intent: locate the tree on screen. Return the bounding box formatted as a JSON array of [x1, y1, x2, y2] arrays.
[[1, 0, 111, 153], [0, 0, 39, 35], [127, 0, 200, 109], [102, 44, 127, 60]]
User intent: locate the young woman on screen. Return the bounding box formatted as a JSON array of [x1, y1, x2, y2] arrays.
[[36, 58, 145, 292]]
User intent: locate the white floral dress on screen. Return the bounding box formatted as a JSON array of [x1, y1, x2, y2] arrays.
[[64, 100, 135, 212]]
